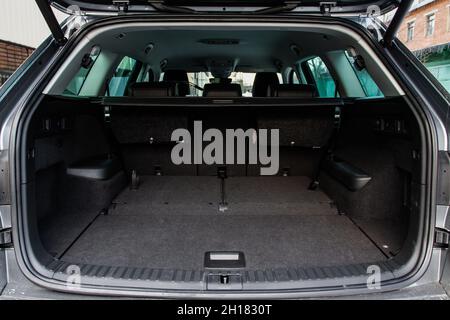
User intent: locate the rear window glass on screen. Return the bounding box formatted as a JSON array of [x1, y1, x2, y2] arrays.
[[345, 51, 383, 98], [305, 56, 337, 97]]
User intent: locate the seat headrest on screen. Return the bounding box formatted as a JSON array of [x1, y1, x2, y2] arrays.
[[130, 82, 177, 97], [252, 72, 280, 97], [273, 84, 317, 98], [203, 83, 242, 97], [163, 70, 190, 96]]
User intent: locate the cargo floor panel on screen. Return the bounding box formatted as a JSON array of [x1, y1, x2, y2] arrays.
[[352, 218, 408, 256], [54, 176, 387, 270], [39, 211, 99, 257], [112, 176, 337, 216], [61, 214, 384, 270]]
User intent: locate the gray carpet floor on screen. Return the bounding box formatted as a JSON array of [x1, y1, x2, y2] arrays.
[[62, 215, 385, 270], [39, 211, 98, 257], [60, 176, 385, 270]]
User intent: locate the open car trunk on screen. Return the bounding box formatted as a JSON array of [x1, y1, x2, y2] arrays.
[[21, 94, 423, 291]]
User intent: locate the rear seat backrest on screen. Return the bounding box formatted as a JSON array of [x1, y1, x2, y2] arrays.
[[130, 82, 177, 97], [251, 107, 335, 176], [258, 113, 334, 148], [110, 108, 195, 175], [196, 110, 250, 176], [273, 84, 317, 98], [203, 83, 242, 97], [111, 111, 187, 145]]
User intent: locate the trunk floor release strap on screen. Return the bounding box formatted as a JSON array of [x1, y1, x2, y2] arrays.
[[309, 106, 342, 190], [218, 167, 228, 213]]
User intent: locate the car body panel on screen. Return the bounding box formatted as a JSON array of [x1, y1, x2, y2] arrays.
[[0, 6, 448, 298], [50, 0, 401, 14]]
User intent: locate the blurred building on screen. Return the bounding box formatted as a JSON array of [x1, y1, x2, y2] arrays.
[[397, 0, 450, 51], [0, 40, 34, 86], [397, 0, 450, 90], [0, 0, 66, 86]]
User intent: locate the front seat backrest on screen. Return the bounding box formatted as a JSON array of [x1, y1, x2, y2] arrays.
[[163, 70, 190, 96], [252, 72, 280, 97]]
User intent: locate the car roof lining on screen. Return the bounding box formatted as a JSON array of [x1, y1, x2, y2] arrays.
[[44, 22, 404, 97], [96, 29, 344, 73]]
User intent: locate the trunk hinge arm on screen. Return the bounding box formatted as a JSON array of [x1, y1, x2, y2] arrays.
[[0, 228, 12, 249], [434, 228, 450, 249], [382, 0, 414, 47], [320, 2, 336, 15], [113, 0, 129, 14], [35, 0, 67, 46]]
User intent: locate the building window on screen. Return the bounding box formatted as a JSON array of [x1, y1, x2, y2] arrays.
[[426, 13, 435, 37], [447, 6, 450, 32], [407, 21, 415, 41]]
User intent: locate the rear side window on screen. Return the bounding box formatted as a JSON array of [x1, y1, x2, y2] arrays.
[[108, 56, 137, 96], [345, 51, 383, 97], [64, 46, 101, 96], [289, 69, 300, 84], [136, 65, 154, 83], [304, 56, 337, 97]]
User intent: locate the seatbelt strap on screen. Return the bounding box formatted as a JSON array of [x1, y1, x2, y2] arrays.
[[218, 167, 228, 213], [102, 105, 128, 175], [309, 106, 342, 190], [103, 105, 121, 160], [104, 106, 111, 124], [103, 106, 112, 159]]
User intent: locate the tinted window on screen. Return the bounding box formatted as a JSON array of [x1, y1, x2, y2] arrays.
[[305, 56, 337, 97], [64, 47, 101, 96], [345, 51, 383, 97], [289, 69, 300, 84], [136, 65, 153, 83], [108, 56, 137, 96]]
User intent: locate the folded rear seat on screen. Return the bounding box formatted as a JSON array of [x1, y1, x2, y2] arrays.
[[249, 83, 334, 176], [197, 110, 250, 176], [110, 82, 194, 176], [199, 83, 246, 176]]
